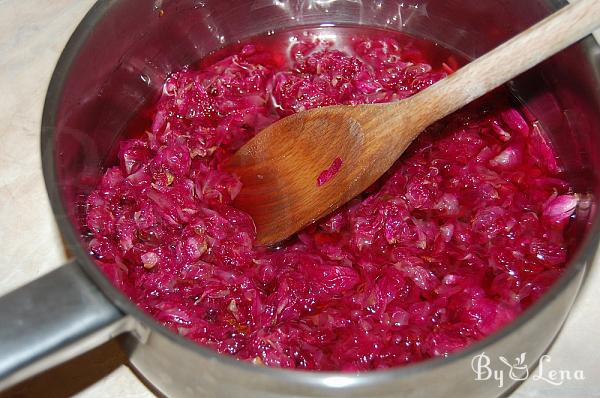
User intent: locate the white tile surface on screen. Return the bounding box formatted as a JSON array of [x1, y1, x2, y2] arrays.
[[0, 1, 598, 397]]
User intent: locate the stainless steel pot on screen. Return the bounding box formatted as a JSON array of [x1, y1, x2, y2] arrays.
[[0, 0, 599, 397]]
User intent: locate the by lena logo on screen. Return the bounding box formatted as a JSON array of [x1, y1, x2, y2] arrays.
[[471, 352, 585, 388], [498, 352, 529, 381]]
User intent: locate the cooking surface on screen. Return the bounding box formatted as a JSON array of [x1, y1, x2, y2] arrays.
[[0, 0, 598, 396]]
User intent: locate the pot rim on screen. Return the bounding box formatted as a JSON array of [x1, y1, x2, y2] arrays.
[[40, 0, 600, 387]]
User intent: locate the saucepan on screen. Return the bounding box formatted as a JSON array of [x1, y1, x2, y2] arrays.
[[0, 0, 599, 397]]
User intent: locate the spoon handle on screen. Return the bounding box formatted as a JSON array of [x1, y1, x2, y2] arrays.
[[388, 0, 600, 139]]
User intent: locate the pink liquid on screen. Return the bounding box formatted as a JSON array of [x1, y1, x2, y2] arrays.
[[85, 26, 576, 371]]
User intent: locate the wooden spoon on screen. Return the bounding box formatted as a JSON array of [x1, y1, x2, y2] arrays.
[[224, 0, 600, 245]]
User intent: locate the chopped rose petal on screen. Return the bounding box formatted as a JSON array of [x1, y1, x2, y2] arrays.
[[501, 108, 530, 136], [489, 145, 522, 170], [141, 252, 159, 269], [543, 194, 578, 226], [317, 157, 343, 187]]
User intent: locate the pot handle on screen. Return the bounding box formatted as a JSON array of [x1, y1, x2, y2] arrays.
[[0, 260, 134, 391]]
